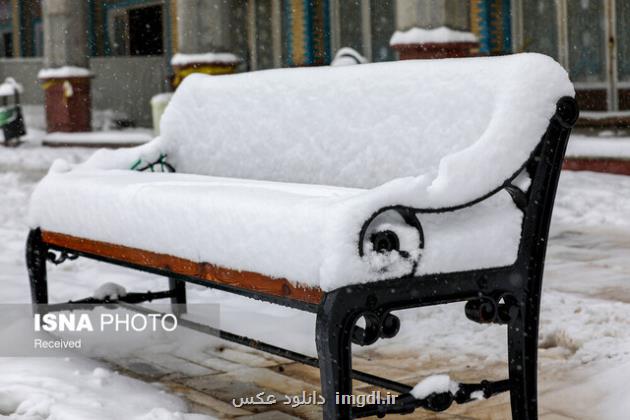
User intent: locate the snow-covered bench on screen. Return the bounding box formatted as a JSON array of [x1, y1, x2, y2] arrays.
[[27, 53, 578, 419]]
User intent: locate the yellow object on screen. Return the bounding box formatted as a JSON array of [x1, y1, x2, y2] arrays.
[[40, 79, 73, 105], [172, 64, 237, 87], [40, 80, 62, 90], [62, 81, 74, 98]]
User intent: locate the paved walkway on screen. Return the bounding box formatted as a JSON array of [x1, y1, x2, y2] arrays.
[[103, 341, 580, 419]]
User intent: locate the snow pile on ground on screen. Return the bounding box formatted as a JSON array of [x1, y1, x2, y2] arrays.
[[0, 144, 93, 177], [42, 129, 152, 146], [538, 292, 630, 364], [0, 358, 214, 420], [21, 105, 134, 134], [566, 134, 630, 159], [552, 170, 630, 231], [390, 26, 477, 45], [170, 53, 240, 66], [579, 110, 630, 120], [330, 47, 368, 66], [535, 292, 630, 420], [37, 66, 93, 80], [17, 103, 152, 146], [544, 361, 630, 420]]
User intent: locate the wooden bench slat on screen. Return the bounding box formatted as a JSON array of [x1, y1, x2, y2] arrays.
[[41, 231, 323, 305]]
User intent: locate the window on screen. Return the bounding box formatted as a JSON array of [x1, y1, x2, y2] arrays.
[[338, 0, 363, 53], [0, 0, 11, 57], [516, 0, 612, 110], [254, 0, 274, 69], [109, 4, 164, 56], [33, 20, 43, 57], [0, 0, 10, 22], [567, 0, 606, 83], [2, 31, 12, 57], [111, 11, 129, 56], [521, 0, 558, 59], [129, 5, 163, 56], [370, 0, 394, 62], [616, 0, 630, 82]]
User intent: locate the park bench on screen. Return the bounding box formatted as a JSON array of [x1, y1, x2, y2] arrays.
[[27, 53, 578, 419]]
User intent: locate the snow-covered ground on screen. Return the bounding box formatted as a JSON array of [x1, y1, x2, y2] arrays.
[[0, 358, 210, 420], [7, 105, 153, 147], [1, 143, 630, 419], [567, 132, 630, 159], [0, 146, 216, 420]]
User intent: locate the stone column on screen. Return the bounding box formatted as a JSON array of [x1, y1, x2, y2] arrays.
[[42, 0, 88, 68], [172, 0, 241, 87], [392, 0, 478, 60], [40, 0, 91, 132], [176, 0, 235, 53], [395, 0, 470, 32]]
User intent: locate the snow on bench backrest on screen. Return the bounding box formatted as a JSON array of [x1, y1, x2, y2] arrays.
[[160, 53, 573, 199]]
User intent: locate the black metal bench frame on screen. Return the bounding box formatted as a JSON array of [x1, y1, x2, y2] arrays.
[[26, 97, 578, 419]]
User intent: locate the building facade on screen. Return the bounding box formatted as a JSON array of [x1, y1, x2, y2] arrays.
[[0, 0, 625, 128], [513, 0, 630, 112]]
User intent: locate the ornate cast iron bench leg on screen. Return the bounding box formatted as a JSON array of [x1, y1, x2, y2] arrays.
[[26, 229, 48, 305], [508, 299, 539, 420], [316, 291, 357, 419]]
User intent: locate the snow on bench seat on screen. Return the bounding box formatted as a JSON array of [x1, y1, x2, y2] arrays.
[[30, 168, 521, 290], [29, 53, 573, 291]]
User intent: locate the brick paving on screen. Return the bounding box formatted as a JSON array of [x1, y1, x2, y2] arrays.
[[102, 342, 578, 419]]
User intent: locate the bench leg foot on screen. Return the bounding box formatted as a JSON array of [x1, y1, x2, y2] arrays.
[[26, 229, 48, 305], [316, 297, 356, 419], [508, 303, 539, 420], [169, 277, 187, 317]]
